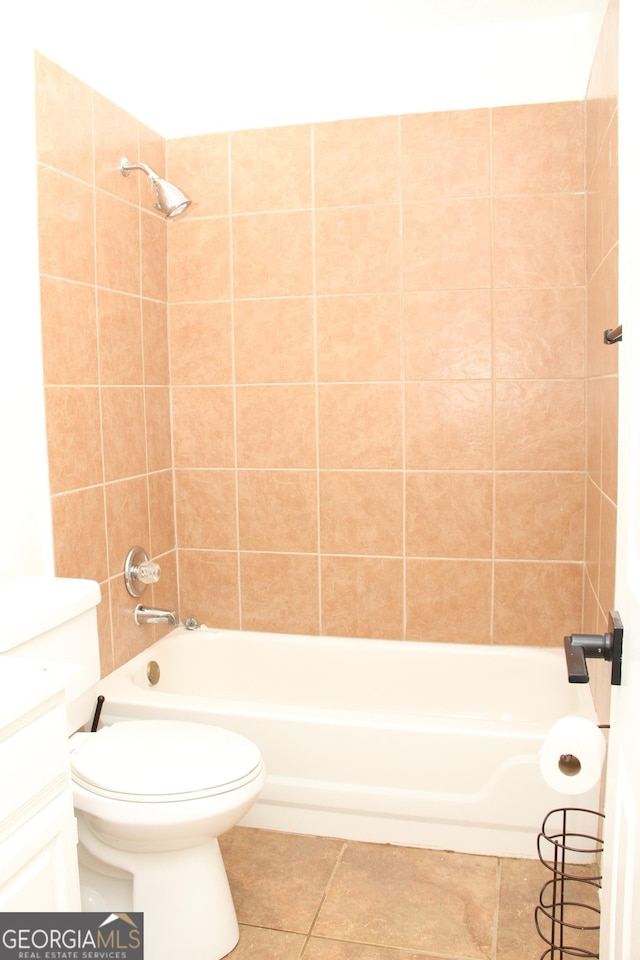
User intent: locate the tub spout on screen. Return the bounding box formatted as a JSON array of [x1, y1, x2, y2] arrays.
[[135, 604, 177, 626]]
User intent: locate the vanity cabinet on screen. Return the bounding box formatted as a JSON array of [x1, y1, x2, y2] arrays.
[[0, 659, 80, 910]]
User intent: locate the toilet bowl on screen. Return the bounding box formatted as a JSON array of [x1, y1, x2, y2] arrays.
[[70, 720, 265, 960]]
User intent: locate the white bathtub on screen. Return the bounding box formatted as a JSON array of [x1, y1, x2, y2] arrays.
[[97, 627, 602, 859]]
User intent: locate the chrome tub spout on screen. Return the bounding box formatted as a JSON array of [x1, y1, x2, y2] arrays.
[[135, 604, 178, 626]]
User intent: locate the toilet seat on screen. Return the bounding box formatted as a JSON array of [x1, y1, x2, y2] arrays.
[[70, 720, 263, 802]]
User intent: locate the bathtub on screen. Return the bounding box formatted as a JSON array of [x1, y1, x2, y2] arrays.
[[97, 627, 602, 859]]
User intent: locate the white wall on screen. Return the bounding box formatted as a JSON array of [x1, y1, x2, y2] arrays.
[[30, 4, 600, 137], [0, 26, 53, 581]]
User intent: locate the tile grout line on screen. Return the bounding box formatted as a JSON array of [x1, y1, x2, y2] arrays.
[[310, 123, 322, 637], [492, 857, 502, 960], [226, 131, 243, 630], [300, 933, 483, 960], [298, 840, 348, 956], [398, 113, 407, 642]]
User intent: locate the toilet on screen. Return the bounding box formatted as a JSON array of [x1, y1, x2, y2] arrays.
[[1, 577, 265, 960]]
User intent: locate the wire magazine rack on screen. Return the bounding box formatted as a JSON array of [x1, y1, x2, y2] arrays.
[[535, 807, 605, 959]]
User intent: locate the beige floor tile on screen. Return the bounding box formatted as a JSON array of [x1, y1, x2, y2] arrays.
[[496, 857, 550, 960], [313, 841, 498, 958], [302, 937, 450, 959], [220, 827, 603, 960], [220, 827, 345, 933], [497, 856, 601, 960], [227, 925, 306, 959]]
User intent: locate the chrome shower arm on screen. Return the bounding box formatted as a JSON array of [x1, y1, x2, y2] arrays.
[[120, 157, 158, 180]]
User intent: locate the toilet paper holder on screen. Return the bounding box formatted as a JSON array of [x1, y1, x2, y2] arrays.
[[564, 610, 623, 686]]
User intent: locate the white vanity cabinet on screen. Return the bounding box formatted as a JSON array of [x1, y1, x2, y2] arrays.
[[0, 659, 80, 910]]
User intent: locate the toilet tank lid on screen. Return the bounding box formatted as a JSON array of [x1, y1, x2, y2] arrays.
[[0, 577, 101, 653]]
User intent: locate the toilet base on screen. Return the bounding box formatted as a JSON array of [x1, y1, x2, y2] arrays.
[[77, 816, 239, 960]]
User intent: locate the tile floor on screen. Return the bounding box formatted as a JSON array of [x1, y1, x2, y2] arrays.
[[219, 826, 601, 960]]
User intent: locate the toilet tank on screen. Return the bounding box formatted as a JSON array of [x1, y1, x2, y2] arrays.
[[0, 577, 101, 734]]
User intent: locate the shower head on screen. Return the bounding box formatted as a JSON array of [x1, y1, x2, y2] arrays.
[[120, 158, 192, 220]]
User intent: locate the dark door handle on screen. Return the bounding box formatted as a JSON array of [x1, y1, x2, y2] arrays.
[[563, 611, 623, 686]]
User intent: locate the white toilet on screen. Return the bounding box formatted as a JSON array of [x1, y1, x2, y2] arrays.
[[2, 577, 265, 960]]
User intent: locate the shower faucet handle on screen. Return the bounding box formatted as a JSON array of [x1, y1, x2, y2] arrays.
[[564, 610, 623, 686], [124, 546, 161, 598], [136, 560, 161, 584]]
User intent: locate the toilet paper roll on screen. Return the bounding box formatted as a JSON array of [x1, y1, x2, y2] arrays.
[[539, 716, 606, 795]]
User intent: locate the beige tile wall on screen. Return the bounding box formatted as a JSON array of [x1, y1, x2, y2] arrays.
[[167, 100, 588, 645], [583, 0, 619, 717], [36, 27, 619, 660], [36, 53, 177, 673]]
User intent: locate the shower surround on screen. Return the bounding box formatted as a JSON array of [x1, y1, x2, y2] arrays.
[[166, 106, 587, 649], [35, 5, 618, 673]]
